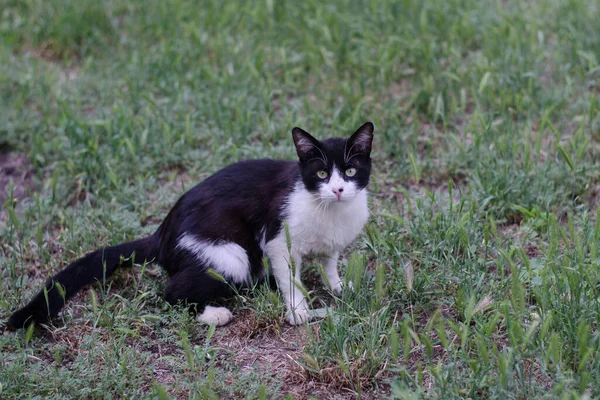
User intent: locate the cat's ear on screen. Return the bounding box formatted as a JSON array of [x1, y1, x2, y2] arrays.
[[347, 122, 374, 156], [292, 127, 322, 162]]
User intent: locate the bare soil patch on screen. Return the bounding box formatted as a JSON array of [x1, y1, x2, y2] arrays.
[[212, 310, 373, 399], [0, 152, 36, 207]]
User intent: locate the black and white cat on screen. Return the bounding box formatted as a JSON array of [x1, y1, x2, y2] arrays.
[[8, 122, 374, 329]]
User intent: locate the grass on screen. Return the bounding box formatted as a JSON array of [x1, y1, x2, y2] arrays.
[[1, 0, 600, 398]]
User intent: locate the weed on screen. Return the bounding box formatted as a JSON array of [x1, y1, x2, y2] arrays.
[[2, 0, 600, 398]]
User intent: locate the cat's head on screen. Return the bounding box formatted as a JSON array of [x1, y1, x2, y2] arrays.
[[292, 122, 374, 203]]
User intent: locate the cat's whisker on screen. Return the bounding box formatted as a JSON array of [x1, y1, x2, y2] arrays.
[[315, 198, 331, 220], [343, 139, 352, 164], [345, 152, 362, 164], [306, 156, 327, 165], [310, 143, 328, 164], [309, 199, 327, 219], [307, 196, 328, 220]]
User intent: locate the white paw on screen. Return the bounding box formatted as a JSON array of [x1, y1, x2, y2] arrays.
[[287, 309, 310, 325], [332, 282, 343, 296], [332, 280, 353, 296], [197, 306, 233, 326]]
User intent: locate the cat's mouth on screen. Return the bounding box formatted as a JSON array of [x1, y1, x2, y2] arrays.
[[321, 194, 350, 203]]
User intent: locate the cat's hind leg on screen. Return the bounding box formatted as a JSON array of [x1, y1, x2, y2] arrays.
[[164, 267, 234, 326]]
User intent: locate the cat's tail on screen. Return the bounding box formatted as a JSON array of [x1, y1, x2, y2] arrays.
[[7, 235, 159, 330]]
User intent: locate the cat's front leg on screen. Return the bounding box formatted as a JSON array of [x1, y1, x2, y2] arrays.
[[265, 241, 309, 325], [276, 253, 310, 325], [322, 251, 344, 296]]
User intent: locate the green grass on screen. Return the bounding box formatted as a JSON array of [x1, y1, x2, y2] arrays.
[[1, 0, 600, 398]]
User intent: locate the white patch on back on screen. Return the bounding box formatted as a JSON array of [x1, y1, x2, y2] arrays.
[[197, 306, 233, 326], [177, 234, 250, 284]]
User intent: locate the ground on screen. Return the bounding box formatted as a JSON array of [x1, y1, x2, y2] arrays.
[[1, 0, 600, 399], [0, 152, 35, 209]]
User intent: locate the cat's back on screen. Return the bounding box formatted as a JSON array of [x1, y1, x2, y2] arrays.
[[157, 158, 300, 245], [170, 159, 299, 221], [210, 158, 297, 181], [194, 159, 298, 197]]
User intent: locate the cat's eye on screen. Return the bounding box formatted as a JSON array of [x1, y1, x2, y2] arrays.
[[317, 170, 328, 179], [345, 168, 357, 177]]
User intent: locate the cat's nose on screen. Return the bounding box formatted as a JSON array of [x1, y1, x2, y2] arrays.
[[332, 187, 343, 200]]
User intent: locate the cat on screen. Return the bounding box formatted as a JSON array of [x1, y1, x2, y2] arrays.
[[7, 122, 374, 329]]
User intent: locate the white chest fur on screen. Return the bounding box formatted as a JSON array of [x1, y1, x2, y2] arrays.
[[284, 185, 369, 256]]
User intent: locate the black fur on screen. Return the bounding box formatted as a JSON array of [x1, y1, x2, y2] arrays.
[[8, 237, 158, 329], [7, 122, 374, 330]]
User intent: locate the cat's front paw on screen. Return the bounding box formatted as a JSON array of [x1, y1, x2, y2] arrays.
[[332, 280, 354, 297], [287, 309, 310, 325], [332, 282, 343, 297]]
